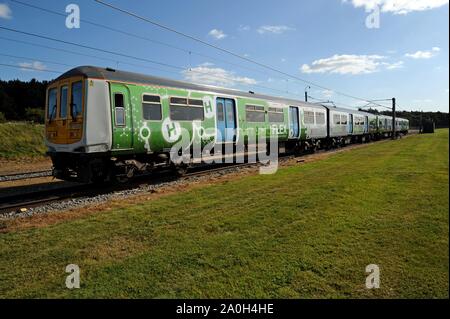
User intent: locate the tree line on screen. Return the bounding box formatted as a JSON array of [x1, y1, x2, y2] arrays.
[[0, 78, 49, 123], [361, 108, 449, 129], [0, 78, 448, 127]]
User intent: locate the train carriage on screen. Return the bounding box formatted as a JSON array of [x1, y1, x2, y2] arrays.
[[45, 66, 408, 183], [45, 66, 303, 182]]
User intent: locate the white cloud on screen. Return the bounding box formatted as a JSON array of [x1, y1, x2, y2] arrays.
[[18, 61, 47, 71], [343, 0, 449, 15], [405, 47, 441, 59], [383, 60, 404, 69], [238, 25, 250, 31], [0, 3, 12, 19], [322, 90, 334, 98], [300, 54, 387, 75], [208, 29, 227, 40], [257, 25, 295, 34], [182, 63, 257, 87]]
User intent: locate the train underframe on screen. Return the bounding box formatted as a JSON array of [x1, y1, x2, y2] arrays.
[[49, 130, 408, 183]]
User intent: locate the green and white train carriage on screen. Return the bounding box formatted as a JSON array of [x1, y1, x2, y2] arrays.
[[45, 66, 322, 182], [45, 66, 407, 183]]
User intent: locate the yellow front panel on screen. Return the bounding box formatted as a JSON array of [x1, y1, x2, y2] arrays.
[[46, 77, 85, 145]]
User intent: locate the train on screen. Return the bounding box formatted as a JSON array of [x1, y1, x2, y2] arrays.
[[45, 66, 409, 183]]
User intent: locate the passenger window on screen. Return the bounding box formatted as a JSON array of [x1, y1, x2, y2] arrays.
[[333, 114, 340, 125], [169, 97, 204, 121], [268, 107, 284, 123], [60, 85, 68, 119], [217, 102, 224, 121], [115, 93, 124, 108], [142, 94, 162, 120], [71, 81, 83, 118], [315, 112, 325, 125], [188, 99, 204, 106], [304, 111, 315, 124], [114, 93, 125, 126], [47, 88, 57, 120], [246, 105, 265, 122], [170, 106, 204, 121]]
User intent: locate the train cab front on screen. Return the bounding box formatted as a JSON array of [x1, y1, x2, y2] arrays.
[[45, 67, 112, 183], [45, 74, 89, 181]]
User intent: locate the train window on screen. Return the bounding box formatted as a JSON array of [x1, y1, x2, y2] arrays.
[[47, 88, 57, 120], [60, 85, 68, 119], [143, 104, 162, 120], [188, 98, 204, 106], [268, 113, 284, 122], [333, 114, 340, 125], [246, 105, 265, 122], [217, 101, 224, 121], [114, 93, 125, 126], [170, 105, 204, 121], [170, 97, 188, 105], [304, 111, 314, 124], [142, 95, 162, 121], [315, 112, 325, 125], [114, 93, 124, 108], [268, 107, 284, 123], [143, 95, 160, 103], [341, 115, 348, 125], [71, 81, 83, 118]]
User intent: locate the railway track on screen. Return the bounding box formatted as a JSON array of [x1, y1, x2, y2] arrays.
[[0, 170, 52, 182], [0, 161, 266, 215], [1, 135, 412, 216]]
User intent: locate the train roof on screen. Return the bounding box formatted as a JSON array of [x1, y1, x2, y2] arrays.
[[54, 66, 328, 110], [54, 66, 408, 122]]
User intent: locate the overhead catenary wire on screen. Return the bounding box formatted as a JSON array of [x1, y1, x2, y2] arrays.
[[0, 35, 185, 76], [7, 0, 393, 109], [0, 52, 73, 67], [0, 62, 63, 74], [9, 0, 284, 81], [0, 26, 183, 71], [0, 27, 319, 99], [94, 0, 393, 109], [3, 0, 405, 111]]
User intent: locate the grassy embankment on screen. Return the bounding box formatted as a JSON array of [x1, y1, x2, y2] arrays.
[[0, 122, 46, 159], [0, 129, 448, 298]]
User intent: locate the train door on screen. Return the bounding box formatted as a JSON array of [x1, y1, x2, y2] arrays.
[[56, 80, 69, 144], [289, 106, 299, 138], [110, 83, 134, 150], [348, 114, 353, 134], [216, 97, 236, 143]]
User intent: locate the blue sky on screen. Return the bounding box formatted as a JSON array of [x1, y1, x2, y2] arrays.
[[0, 0, 448, 112]]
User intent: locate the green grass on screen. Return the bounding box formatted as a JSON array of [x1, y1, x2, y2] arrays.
[[0, 130, 448, 298], [0, 122, 46, 159]]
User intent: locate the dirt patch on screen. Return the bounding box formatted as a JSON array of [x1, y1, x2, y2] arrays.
[[0, 157, 52, 175]]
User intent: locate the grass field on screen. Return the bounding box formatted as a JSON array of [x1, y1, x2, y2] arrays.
[[0, 122, 46, 159], [0, 130, 448, 298]]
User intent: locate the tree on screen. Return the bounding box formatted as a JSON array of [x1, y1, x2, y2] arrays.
[[25, 107, 45, 123]]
